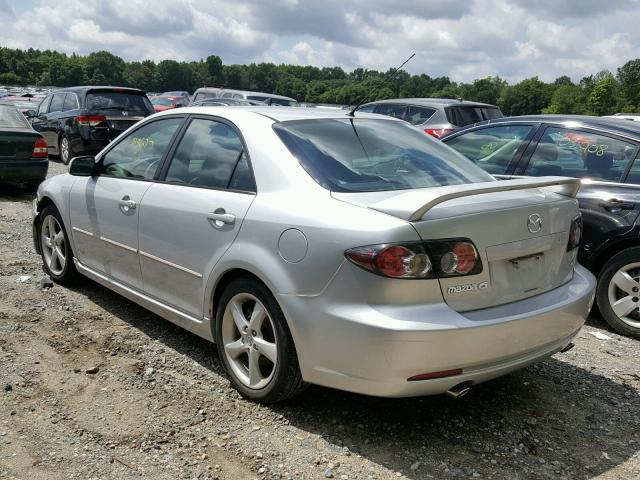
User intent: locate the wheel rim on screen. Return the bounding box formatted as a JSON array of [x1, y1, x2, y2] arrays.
[[221, 293, 278, 389], [41, 215, 66, 276], [607, 262, 640, 329], [60, 137, 69, 163]]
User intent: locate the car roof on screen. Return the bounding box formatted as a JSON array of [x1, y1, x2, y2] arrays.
[[193, 87, 296, 101], [464, 114, 640, 138], [52, 86, 146, 94], [155, 105, 398, 123], [361, 98, 499, 108]]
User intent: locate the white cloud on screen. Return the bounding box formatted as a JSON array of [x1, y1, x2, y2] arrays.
[[1, 0, 639, 83]]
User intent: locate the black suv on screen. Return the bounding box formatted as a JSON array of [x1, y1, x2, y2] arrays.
[[442, 115, 640, 339], [30, 86, 154, 164]]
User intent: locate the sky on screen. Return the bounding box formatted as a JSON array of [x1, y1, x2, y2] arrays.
[[1, 0, 639, 83]]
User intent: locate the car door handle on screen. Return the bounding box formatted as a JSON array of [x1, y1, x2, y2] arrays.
[[207, 210, 235, 226], [600, 198, 635, 211], [118, 197, 136, 213]]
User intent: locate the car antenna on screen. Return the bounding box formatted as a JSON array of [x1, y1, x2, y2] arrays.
[[346, 52, 415, 117]]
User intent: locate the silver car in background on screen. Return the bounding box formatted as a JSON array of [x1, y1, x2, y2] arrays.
[[33, 107, 595, 403], [357, 98, 503, 138]]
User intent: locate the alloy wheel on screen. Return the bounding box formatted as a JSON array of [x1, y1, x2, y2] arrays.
[[41, 214, 66, 276], [221, 293, 278, 389], [607, 262, 640, 329], [60, 137, 69, 164]]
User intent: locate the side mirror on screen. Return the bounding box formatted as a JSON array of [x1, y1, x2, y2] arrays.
[[25, 109, 36, 118], [69, 156, 96, 176]]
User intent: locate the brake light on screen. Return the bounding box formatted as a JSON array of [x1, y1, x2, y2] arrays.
[[77, 115, 106, 126], [567, 216, 582, 251], [345, 238, 481, 279], [424, 128, 454, 138], [31, 137, 48, 158]]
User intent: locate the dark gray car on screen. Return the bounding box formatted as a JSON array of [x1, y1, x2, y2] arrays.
[[357, 98, 503, 138]]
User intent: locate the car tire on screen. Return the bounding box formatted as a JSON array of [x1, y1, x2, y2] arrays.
[[215, 277, 307, 403], [24, 179, 42, 193], [37, 205, 79, 285], [59, 135, 73, 165], [596, 247, 640, 339]]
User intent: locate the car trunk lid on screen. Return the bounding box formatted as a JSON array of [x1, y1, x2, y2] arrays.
[[333, 177, 581, 312], [0, 129, 41, 160]]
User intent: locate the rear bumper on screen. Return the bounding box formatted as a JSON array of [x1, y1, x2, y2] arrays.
[[279, 264, 595, 397], [0, 159, 48, 182]]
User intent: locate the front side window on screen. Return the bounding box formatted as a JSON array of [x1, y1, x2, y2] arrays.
[[374, 103, 407, 120], [445, 125, 534, 175], [524, 127, 637, 182], [165, 119, 253, 190], [49, 94, 65, 113], [37, 95, 52, 116], [98, 118, 183, 179], [274, 118, 494, 193]]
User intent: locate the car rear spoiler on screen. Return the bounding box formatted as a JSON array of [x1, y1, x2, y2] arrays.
[[369, 176, 582, 222]]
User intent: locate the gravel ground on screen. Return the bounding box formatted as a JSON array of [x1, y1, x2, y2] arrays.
[[0, 160, 638, 480]]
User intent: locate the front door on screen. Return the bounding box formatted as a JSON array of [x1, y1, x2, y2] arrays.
[[138, 117, 256, 317], [69, 116, 184, 290]]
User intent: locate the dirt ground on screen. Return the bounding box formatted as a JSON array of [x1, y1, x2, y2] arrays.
[[0, 160, 638, 480]]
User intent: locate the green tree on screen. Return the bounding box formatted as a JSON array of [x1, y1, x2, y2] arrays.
[[85, 51, 125, 85], [499, 77, 553, 115], [588, 74, 618, 115], [617, 59, 640, 111], [543, 85, 585, 114]]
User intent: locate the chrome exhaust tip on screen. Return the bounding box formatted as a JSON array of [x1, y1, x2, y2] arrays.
[[446, 383, 471, 399], [560, 342, 575, 353]]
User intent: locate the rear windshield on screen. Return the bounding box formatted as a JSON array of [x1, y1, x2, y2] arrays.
[[270, 98, 298, 107], [0, 104, 29, 128], [86, 91, 153, 115], [273, 118, 494, 192], [445, 106, 503, 127], [151, 97, 174, 107], [193, 92, 218, 102]]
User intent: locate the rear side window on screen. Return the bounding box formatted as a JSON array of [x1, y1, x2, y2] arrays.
[[445, 125, 534, 175], [274, 118, 494, 193], [446, 106, 503, 127], [49, 94, 65, 113], [405, 106, 436, 125], [524, 127, 637, 182], [86, 91, 153, 115], [99, 118, 183, 179], [165, 119, 254, 191], [62, 93, 78, 111]]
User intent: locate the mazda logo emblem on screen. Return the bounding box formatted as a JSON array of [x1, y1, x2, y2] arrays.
[[527, 213, 542, 233]]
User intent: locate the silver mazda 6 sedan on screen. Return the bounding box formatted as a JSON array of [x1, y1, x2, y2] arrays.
[[32, 107, 596, 403]]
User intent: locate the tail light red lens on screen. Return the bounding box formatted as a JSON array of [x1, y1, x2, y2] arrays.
[[31, 137, 48, 158], [424, 128, 454, 138], [77, 115, 106, 126], [567, 216, 582, 251], [345, 238, 481, 279]]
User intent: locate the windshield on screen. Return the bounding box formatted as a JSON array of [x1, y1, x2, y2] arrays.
[[0, 104, 29, 128], [274, 118, 494, 192], [86, 91, 153, 114], [193, 92, 218, 102], [151, 97, 175, 107]]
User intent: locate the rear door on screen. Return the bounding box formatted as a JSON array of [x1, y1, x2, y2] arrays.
[[138, 116, 256, 318], [69, 116, 184, 290], [443, 124, 538, 175], [516, 125, 640, 262]]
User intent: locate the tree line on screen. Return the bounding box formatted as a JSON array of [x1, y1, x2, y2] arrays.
[[1, 47, 640, 115]]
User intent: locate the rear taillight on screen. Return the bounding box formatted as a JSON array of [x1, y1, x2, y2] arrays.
[[77, 115, 106, 126], [345, 238, 482, 279], [424, 128, 454, 138], [31, 137, 48, 158], [567, 216, 582, 251]]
